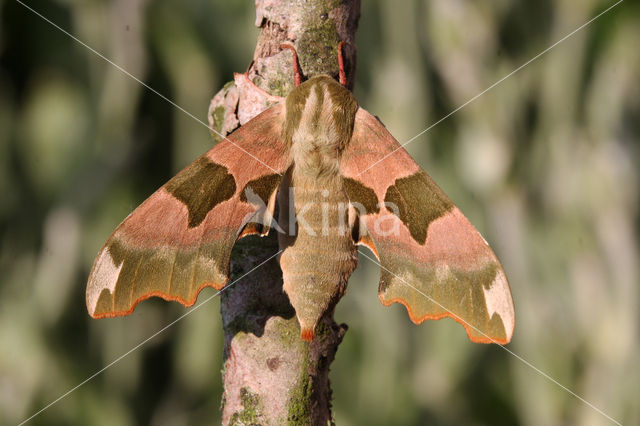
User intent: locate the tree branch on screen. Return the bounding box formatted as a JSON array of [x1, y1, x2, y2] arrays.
[[208, 1, 360, 424]]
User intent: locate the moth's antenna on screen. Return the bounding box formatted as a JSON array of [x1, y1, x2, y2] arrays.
[[280, 43, 301, 87], [337, 41, 347, 87]]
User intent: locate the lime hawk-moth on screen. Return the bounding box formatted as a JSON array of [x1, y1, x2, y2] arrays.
[[86, 45, 514, 344]]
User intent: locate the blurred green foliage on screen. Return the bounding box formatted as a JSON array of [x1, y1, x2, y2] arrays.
[[1, 0, 639, 425]]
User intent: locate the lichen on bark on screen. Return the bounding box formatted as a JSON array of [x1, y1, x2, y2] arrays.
[[228, 388, 263, 426]]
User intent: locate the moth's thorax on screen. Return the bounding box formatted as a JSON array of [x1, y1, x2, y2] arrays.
[[284, 75, 358, 178]]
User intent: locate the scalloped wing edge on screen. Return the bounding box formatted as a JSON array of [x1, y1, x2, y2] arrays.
[[378, 294, 511, 345], [88, 279, 228, 319]]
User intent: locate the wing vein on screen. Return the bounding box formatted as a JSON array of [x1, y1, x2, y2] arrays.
[[168, 210, 188, 295], [189, 228, 204, 297], [167, 247, 178, 296], [128, 255, 144, 308]]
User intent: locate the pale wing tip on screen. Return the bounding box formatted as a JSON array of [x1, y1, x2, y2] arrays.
[[86, 297, 98, 317], [483, 268, 515, 344], [86, 246, 122, 318]]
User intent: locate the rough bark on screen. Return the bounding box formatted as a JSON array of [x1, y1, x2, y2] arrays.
[[208, 1, 360, 424]]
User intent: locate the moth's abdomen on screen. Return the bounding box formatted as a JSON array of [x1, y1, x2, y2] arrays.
[[279, 179, 358, 341], [280, 235, 356, 338]]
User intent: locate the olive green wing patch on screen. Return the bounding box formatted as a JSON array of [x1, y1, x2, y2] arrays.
[[343, 177, 379, 214], [384, 171, 453, 244], [165, 157, 236, 228], [240, 173, 282, 204], [87, 104, 290, 318], [340, 107, 514, 344]]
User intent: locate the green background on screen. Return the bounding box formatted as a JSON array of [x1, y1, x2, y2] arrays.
[[1, 0, 638, 424]]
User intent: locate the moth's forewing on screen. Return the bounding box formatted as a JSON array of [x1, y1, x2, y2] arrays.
[[87, 105, 291, 318], [340, 108, 514, 344]]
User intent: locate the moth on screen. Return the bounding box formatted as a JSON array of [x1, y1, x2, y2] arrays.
[[86, 44, 514, 344]]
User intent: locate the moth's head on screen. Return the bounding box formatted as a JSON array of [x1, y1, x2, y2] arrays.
[[283, 75, 359, 150]]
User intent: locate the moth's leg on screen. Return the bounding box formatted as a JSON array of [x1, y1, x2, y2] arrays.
[[337, 41, 347, 86], [280, 43, 301, 87]]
